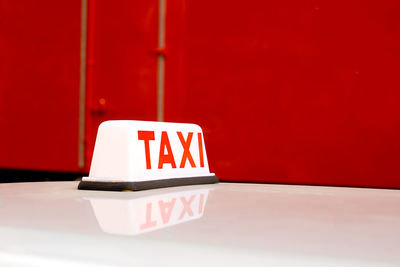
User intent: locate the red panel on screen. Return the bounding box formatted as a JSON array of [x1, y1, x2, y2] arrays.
[[85, 0, 159, 168], [165, 0, 400, 188], [0, 0, 81, 172]]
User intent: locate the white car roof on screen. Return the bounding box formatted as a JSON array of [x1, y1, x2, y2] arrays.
[[0, 181, 399, 267]]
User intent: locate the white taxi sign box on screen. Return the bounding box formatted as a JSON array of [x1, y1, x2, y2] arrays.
[[87, 187, 212, 235], [78, 120, 218, 191]]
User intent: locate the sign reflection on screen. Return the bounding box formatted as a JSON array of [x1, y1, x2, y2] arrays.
[[87, 187, 212, 236]]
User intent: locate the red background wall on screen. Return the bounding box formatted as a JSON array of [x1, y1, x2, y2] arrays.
[[0, 0, 81, 172], [85, 0, 159, 168], [165, 0, 400, 188], [1, 0, 400, 188]]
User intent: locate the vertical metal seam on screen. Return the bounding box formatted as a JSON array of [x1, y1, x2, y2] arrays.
[[157, 55, 165, 122], [157, 0, 166, 122], [78, 0, 88, 168]]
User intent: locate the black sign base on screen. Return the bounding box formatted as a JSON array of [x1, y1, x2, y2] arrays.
[[78, 175, 219, 191]]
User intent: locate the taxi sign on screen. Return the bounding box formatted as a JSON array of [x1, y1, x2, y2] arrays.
[[78, 120, 218, 191]]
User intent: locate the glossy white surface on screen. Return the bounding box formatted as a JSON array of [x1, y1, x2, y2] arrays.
[[0, 181, 399, 266]]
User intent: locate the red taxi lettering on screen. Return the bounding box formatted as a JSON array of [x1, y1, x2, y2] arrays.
[[158, 131, 177, 169], [140, 203, 157, 230], [198, 133, 204, 167], [177, 132, 196, 168], [179, 195, 195, 220], [138, 131, 155, 169], [138, 131, 205, 169], [159, 198, 176, 224]]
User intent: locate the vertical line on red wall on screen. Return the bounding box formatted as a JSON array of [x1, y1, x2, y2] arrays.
[[86, 0, 96, 169], [78, 0, 88, 169], [157, 0, 167, 122]]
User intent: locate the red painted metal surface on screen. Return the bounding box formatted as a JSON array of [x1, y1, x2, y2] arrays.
[[0, 0, 82, 172], [165, 0, 400, 188], [1, 0, 400, 188], [84, 0, 159, 168]]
